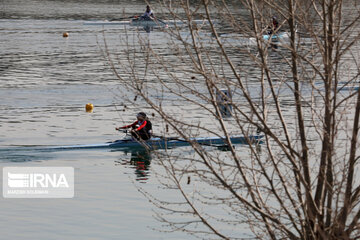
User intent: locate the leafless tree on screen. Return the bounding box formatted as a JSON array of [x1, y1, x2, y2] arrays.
[[102, 0, 360, 239]]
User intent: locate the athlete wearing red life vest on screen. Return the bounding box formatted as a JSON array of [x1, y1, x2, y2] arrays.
[[116, 112, 152, 140], [272, 16, 279, 31], [267, 16, 279, 34], [267, 16, 279, 35]]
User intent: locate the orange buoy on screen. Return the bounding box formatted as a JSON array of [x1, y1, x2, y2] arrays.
[[85, 103, 94, 112], [63, 32, 69, 38]]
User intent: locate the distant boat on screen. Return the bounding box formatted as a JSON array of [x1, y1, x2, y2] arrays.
[[84, 18, 208, 28], [263, 32, 287, 40]]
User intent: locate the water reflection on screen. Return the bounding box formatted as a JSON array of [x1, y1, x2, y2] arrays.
[[115, 148, 152, 182], [0, 148, 54, 162], [144, 26, 151, 33]]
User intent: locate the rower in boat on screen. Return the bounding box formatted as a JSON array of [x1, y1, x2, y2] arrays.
[[267, 16, 279, 34], [116, 112, 152, 140], [141, 5, 154, 20]]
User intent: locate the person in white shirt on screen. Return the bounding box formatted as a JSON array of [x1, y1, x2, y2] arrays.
[[142, 5, 154, 19]]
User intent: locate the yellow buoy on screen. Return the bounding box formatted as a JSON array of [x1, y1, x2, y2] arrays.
[[63, 32, 69, 38], [85, 103, 94, 113]]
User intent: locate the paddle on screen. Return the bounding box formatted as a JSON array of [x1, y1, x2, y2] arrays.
[[152, 134, 233, 149], [155, 18, 167, 26], [152, 134, 187, 142], [139, 15, 167, 27], [109, 16, 136, 21], [113, 129, 133, 142]]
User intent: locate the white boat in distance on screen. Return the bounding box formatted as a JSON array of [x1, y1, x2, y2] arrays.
[[84, 18, 208, 28]]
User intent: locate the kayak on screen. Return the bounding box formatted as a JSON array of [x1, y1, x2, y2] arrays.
[[108, 134, 263, 149], [130, 18, 167, 27], [30, 134, 264, 151], [263, 32, 287, 40], [83, 18, 168, 27], [83, 19, 207, 27]]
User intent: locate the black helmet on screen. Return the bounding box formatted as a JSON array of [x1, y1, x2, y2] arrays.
[[137, 112, 146, 118]]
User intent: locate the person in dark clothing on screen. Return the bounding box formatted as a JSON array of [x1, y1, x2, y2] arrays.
[[268, 16, 279, 34], [272, 16, 279, 30], [116, 112, 152, 140]]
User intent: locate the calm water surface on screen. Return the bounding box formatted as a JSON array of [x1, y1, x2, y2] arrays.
[[0, 1, 197, 239], [0, 1, 256, 239], [1, 0, 358, 239]]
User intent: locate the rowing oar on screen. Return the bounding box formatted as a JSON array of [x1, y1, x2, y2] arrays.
[[155, 18, 167, 26], [152, 134, 234, 150], [152, 134, 187, 142], [114, 129, 151, 150], [109, 16, 136, 21]]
